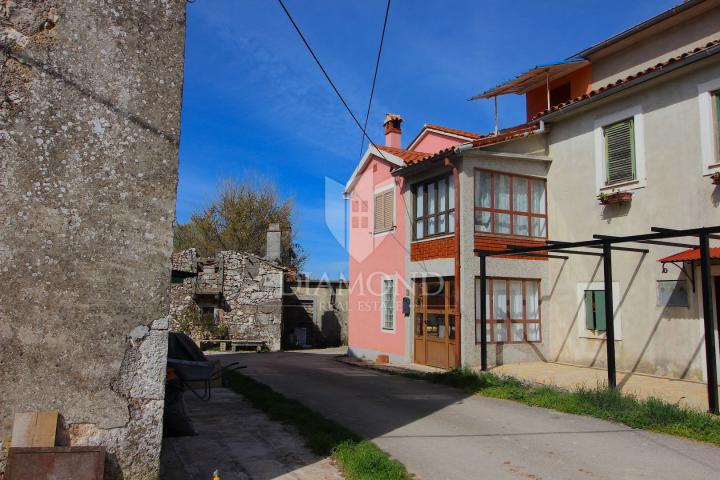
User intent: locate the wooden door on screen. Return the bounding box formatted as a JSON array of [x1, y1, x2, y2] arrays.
[[413, 278, 456, 369]]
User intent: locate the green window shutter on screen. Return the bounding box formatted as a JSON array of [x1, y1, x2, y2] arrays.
[[593, 290, 607, 332], [584, 291, 595, 330], [604, 119, 636, 185]]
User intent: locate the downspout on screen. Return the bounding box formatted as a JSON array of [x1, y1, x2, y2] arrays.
[[444, 156, 461, 368]]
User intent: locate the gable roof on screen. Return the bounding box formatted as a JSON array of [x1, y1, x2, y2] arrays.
[[397, 123, 542, 170], [406, 123, 484, 150], [343, 144, 424, 195], [533, 38, 720, 121]]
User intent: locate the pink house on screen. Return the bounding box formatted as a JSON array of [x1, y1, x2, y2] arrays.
[[344, 115, 475, 364]]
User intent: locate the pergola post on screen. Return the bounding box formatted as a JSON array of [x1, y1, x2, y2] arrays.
[[699, 231, 719, 414], [602, 241, 617, 388], [479, 254, 488, 371]]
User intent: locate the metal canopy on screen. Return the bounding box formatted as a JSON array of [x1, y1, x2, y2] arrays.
[[470, 59, 589, 100], [474, 225, 720, 414]]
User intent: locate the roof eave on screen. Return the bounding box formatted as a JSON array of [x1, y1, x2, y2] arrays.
[[535, 42, 720, 123]]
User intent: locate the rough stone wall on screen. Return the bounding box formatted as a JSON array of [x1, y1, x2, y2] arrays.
[[220, 252, 284, 352], [0, 1, 186, 478], [169, 248, 197, 326], [284, 281, 348, 348]]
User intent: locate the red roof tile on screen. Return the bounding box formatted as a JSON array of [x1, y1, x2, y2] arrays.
[[533, 39, 720, 120], [423, 124, 484, 140], [402, 123, 541, 166], [375, 144, 430, 163], [658, 248, 720, 263]]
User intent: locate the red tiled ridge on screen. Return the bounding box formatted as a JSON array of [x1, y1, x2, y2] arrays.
[[424, 124, 484, 140], [403, 123, 541, 166], [376, 144, 430, 163], [474, 235, 547, 261], [411, 236, 455, 261], [532, 39, 720, 120]]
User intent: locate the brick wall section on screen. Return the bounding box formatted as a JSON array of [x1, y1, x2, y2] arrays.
[[474, 235, 547, 261], [411, 236, 455, 261]]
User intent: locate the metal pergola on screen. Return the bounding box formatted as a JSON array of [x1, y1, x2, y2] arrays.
[[475, 225, 720, 414]]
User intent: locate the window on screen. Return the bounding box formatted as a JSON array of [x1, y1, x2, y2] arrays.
[[381, 277, 395, 330], [414, 277, 455, 340], [475, 278, 541, 343], [603, 118, 636, 185], [413, 176, 454, 240], [474, 170, 547, 238], [373, 188, 394, 233], [550, 82, 571, 107], [657, 280, 689, 307], [584, 290, 606, 331]]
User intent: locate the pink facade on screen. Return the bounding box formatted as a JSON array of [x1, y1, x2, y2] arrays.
[[346, 123, 472, 362], [348, 155, 408, 360]]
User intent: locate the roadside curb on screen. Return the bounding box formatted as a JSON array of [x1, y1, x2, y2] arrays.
[[335, 355, 440, 377]]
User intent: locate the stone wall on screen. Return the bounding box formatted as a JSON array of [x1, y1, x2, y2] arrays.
[[169, 250, 285, 351], [284, 280, 348, 348], [0, 1, 186, 478], [220, 252, 284, 351]]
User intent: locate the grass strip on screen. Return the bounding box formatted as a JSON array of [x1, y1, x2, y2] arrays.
[[224, 370, 412, 480], [407, 367, 720, 446]]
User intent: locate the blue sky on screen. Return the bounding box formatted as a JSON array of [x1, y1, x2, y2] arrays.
[[178, 0, 678, 278]]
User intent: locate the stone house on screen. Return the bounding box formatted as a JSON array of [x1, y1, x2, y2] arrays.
[[283, 277, 349, 348], [170, 225, 349, 350]]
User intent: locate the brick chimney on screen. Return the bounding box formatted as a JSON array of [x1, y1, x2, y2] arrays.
[[266, 223, 281, 262], [383, 113, 403, 148]]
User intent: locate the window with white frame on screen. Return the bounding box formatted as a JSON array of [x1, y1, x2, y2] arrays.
[[381, 277, 395, 330], [603, 118, 636, 185], [713, 90, 720, 157], [413, 175, 455, 240]]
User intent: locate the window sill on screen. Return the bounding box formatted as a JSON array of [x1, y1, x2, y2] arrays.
[[412, 233, 455, 243], [380, 327, 397, 334], [599, 179, 644, 193], [579, 330, 622, 340], [373, 226, 396, 236], [475, 340, 542, 345], [474, 231, 547, 242]]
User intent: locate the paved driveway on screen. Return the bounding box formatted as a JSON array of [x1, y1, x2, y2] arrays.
[[216, 350, 720, 480]]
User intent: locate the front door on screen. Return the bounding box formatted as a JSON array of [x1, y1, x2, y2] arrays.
[[413, 277, 457, 369]]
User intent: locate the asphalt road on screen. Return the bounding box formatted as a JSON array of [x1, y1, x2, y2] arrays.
[[216, 350, 720, 480]]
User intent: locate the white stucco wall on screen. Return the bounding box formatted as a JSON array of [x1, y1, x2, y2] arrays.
[[545, 55, 720, 380]]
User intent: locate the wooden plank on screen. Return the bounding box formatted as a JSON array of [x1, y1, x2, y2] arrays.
[[11, 411, 58, 448]]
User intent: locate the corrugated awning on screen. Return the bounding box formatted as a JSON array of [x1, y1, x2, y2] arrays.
[[470, 58, 589, 100], [658, 248, 720, 263]]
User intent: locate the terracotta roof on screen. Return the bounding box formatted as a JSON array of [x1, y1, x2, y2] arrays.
[[402, 123, 541, 166], [532, 39, 720, 120], [423, 124, 484, 140], [658, 248, 720, 263], [375, 144, 430, 163]]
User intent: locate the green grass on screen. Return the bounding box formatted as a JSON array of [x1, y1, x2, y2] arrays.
[[224, 370, 412, 480], [415, 367, 720, 445]]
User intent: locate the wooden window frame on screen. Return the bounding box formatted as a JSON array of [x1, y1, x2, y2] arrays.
[[475, 277, 542, 344], [603, 118, 636, 185], [412, 174, 455, 241], [414, 277, 456, 340], [473, 168, 548, 240]]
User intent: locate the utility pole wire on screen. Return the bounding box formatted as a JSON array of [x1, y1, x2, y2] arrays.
[[276, 0, 390, 163], [359, 0, 391, 158]]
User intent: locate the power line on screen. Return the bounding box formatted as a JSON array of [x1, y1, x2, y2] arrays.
[[276, 0, 390, 162], [359, 0, 391, 158]]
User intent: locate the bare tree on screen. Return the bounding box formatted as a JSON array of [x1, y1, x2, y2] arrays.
[[174, 178, 307, 270]]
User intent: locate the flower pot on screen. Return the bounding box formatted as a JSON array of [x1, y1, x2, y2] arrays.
[[598, 191, 632, 205], [711, 173, 720, 186]]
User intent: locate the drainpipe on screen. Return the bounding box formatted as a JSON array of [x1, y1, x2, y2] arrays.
[[444, 156, 461, 368]]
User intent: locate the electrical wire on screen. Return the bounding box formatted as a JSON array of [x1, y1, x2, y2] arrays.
[[359, 0, 391, 158], [276, 0, 390, 163]]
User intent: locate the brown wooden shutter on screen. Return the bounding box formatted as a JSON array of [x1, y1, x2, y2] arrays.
[[374, 192, 384, 231], [383, 190, 393, 230]]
